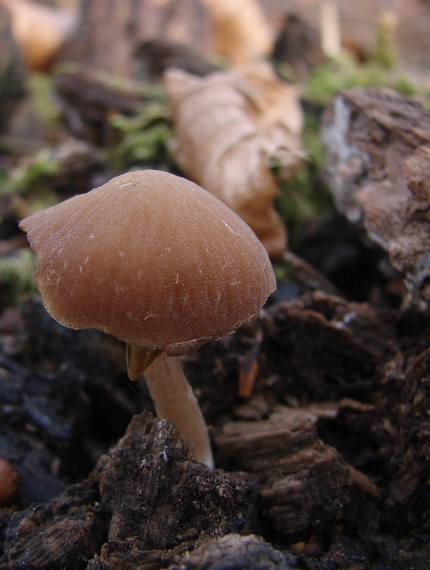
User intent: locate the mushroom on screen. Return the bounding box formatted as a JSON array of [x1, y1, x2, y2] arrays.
[[19, 170, 276, 467]]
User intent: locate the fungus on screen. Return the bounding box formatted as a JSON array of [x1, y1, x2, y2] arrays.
[[19, 170, 276, 467]]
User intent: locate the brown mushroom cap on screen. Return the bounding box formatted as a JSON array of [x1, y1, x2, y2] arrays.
[[19, 170, 276, 355]]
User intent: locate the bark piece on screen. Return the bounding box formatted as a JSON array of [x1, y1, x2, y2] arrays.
[[169, 533, 318, 570], [215, 407, 351, 541], [0, 327, 93, 505], [320, 537, 370, 570], [282, 251, 341, 297], [134, 39, 218, 79], [272, 14, 324, 80], [262, 291, 397, 402], [54, 67, 146, 144], [319, 342, 430, 567], [181, 292, 397, 433], [321, 87, 430, 309], [2, 481, 106, 570], [1, 412, 257, 568], [94, 413, 255, 547], [59, 0, 211, 79], [88, 540, 192, 570], [375, 346, 430, 536]]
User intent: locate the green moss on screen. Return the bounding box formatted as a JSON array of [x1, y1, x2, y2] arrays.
[[304, 54, 390, 107], [109, 97, 173, 171], [274, 113, 332, 246], [273, 261, 294, 283], [1, 149, 59, 210], [28, 73, 62, 131], [10, 150, 59, 191], [0, 248, 37, 304], [0, 150, 60, 223], [302, 48, 428, 109], [393, 76, 418, 97], [373, 11, 397, 70]]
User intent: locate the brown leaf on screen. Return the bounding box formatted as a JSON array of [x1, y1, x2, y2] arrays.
[[165, 63, 303, 259]]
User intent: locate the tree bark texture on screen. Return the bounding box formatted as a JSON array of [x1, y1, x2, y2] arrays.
[[322, 87, 430, 310], [59, 0, 212, 78]]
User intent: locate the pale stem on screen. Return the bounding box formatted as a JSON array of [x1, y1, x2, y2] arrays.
[[143, 352, 214, 468], [320, 0, 341, 58]]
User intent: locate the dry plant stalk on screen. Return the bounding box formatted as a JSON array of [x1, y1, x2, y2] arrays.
[[165, 63, 304, 259]]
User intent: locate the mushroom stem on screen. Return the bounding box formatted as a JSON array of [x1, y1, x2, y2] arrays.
[[143, 352, 214, 468]]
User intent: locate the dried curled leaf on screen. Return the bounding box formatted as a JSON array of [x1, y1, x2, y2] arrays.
[[164, 63, 303, 259]]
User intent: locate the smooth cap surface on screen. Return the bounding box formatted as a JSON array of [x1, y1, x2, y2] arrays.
[[20, 170, 276, 355]]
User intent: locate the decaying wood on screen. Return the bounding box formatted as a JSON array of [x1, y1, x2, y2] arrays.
[[321, 87, 430, 310], [94, 414, 255, 546], [1, 413, 256, 569], [372, 345, 430, 535], [2, 287, 430, 567], [177, 289, 398, 437], [168, 533, 318, 570], [54, 67, 147, 144], [261, 291, 397, 402], [283, 251, 341, 297], [216, 406, 351, 542], [134, 39, 218, 79], [271, 14, 324, 80], [2, 480, 107, 569], [59, 0, 211, 79]]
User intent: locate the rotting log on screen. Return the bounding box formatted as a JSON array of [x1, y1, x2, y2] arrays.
[[0, 413, 257, 569], [3, 293, 430, 567], [260, 291, 397, 403], [321, 87, 430, 310], [215, 406, 352, 544]]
